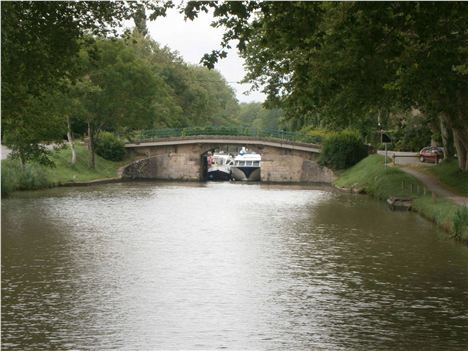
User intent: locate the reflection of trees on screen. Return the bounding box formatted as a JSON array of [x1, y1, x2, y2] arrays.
[[274, 193, 468, 349], [2, 198, 78, 349], [2, 193, 127, 349]]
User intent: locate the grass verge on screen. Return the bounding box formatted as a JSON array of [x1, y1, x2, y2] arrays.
[[427, 160, 468, 196], [335, 154, 468, 243], [2, 143, 127, 196]]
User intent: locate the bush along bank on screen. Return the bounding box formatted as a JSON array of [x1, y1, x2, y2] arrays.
[[1, 143, 126, 196], [319, 129, 368, 170], [1, 159, 51, 195], [335, 154, 468, 243]]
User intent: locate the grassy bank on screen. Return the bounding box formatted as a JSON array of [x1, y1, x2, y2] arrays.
[[335, 154, 468, 243], [2, 143, 126, 196], [428, 160, 468, 196]]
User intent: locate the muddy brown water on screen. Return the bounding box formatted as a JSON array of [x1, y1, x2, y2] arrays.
[[2, 182, 467, 350]]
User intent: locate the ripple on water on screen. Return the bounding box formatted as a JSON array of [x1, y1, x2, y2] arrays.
[[2, 182, 468, 350]]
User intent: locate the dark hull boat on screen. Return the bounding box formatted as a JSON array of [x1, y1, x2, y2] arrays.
[[207, 168, 232, 181], [207, 152, 233, 181]]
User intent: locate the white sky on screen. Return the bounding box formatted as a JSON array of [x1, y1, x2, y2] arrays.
[[146, 7, 266, 104]]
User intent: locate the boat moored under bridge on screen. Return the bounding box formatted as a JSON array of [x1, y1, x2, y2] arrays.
[[121, 128, 334, 183]]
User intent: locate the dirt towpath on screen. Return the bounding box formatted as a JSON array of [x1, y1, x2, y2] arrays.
[[400, 166, 468, 206]]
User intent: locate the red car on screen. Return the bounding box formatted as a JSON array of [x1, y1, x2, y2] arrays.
[[419, 146, 444, 163]]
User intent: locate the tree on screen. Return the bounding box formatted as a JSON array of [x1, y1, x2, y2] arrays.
[[1, 1, 170, 164], [118, 31, 240, 128], [383, 3, 468, 169], [52, 82, 85, 166], [186, 66, 239, 126], [184, 2, 468, 170], [75, 37, 166, 168], [235, 103, 284, 130], [2, 93, 65, 166]]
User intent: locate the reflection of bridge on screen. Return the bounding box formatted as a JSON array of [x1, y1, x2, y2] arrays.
[[122, 129, 334, 183]]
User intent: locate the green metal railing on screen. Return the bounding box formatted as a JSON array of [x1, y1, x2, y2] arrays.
[[127, 127, 322, 145]]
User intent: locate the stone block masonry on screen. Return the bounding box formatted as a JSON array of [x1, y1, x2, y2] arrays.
[[121, 154, 200, 180], [123, 138, 335, 183]]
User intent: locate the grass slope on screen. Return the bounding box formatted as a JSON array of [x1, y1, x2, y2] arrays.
[[428, 160, 468, 196], [45, 143, 125, 183], [2, 143, 126, 195], [335, 154, 425, 200], [335, 154, 468, 243]]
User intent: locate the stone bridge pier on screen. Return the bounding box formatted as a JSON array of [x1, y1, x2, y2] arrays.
[[259, 147, 334, 183], [121, 137, 335, 183]]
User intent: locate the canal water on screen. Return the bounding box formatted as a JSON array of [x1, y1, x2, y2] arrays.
[[2, 182, 467, 350]]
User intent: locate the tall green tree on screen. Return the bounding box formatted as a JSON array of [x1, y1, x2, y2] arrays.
[[76, 37, 166, 168], [2, 93, 65, 166], [184, 1, 468, 170], [186, 66, 239, 126], [120, 32, 240, 128], [1, 1, 170, 164], [236, 103, 284, 130]]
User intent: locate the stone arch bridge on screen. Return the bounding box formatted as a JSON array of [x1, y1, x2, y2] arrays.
[[122, 135, 335, 183]]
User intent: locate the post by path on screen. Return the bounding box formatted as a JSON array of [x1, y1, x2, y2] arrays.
[[399, 166, 468, 207]]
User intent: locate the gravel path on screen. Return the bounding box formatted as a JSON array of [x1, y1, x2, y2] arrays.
[[377, 150, 421, 166], [400, 166, 468, 206]]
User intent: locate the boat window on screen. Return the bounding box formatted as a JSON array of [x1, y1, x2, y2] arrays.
[[247, 161, 253, 166], [239, 161, 245, 166], [253, 161, 260, 166]]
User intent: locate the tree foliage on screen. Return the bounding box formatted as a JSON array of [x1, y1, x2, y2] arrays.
[[235, 103, 284, 130], [185, 1, 468, 170], [95, 132, 125, 162], [69, 32, 239, 167], [319, 130, 369, 170], [1, 1, 171, 165], [2, 1, 242, 167]]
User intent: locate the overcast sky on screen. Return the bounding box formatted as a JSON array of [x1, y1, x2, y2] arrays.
[[146, 7, 266, 104]]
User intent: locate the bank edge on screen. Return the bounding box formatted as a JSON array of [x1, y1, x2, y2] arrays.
[[334, 154, 468, 244]]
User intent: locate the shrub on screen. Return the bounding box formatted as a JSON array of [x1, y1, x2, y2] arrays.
[[1, 159, 51, 196], [301, 127, 334, 140], [95, 132, 125, 161], [298, 127, 335, 144], [18, 163, 50, 190], [453, 206, 468, 241], [1, 160, 19, 195], [319, 130, 368, 170]]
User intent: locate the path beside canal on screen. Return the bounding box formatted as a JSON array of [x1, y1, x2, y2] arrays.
[[400, 166, 468, 206]]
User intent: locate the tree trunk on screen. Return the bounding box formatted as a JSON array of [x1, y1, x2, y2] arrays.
[[453, 128, 468, 171], [19, 152, 26, 169], [438, 114, 452, 161], [88, 121, 95, 169], [453, 91, 468, 171], [67, 116, 76, 166]]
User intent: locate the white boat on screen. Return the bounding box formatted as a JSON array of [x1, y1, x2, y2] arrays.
[[207, 152, 234, 181], [231, 147, 261, 181]]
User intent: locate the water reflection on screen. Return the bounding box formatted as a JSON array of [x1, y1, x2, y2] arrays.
[[2, 182, 468, 350]]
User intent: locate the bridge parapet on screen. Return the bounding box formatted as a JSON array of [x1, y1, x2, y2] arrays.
[[129, 127, 322, 145], [125, 135, 321, 154]]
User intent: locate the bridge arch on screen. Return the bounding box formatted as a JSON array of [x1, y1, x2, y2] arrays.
[[121, 135, 335, 183]]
